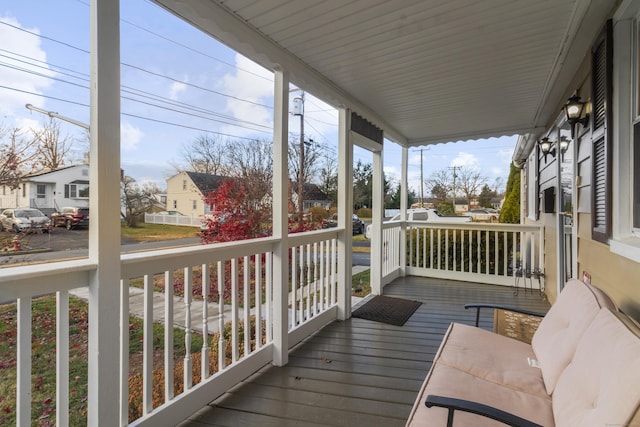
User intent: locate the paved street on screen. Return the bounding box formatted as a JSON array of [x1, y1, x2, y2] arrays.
[[1, 228, 371, 266]]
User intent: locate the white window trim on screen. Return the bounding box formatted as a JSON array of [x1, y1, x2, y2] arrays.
[[611, 4, 640, 262]]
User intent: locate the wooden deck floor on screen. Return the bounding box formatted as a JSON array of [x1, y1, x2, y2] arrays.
[[178, 276, 551, 427]]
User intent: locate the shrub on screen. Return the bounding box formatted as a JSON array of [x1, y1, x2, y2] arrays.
[[356, 208, 372, 219], [308, 206, 329, 223], [436, 202, 455, 215]]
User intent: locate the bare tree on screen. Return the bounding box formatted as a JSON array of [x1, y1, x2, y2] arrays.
[[177, 134, 229, 175], [32, 118, 74, 170], [226, 139, 273, 204], [0, 127, 40, 189], [425, 169, 452, 202], [457, 166, 487, 208], [318, 156, 338, 207], [121, 175, 162, 227], [288, 138, 322, 209]]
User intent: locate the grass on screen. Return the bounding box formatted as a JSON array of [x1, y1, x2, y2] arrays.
[[121, 223, 200, 242], [0, 295, 204, 426], [352, 268, 371, 296]]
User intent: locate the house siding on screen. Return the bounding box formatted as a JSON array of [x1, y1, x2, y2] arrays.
[[520, 11, 640, 322]]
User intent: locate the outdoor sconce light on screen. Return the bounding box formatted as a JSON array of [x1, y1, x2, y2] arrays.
[[563, 95, 589, 138], [538, 136, 570, 162], [539, 137, 553, 162]]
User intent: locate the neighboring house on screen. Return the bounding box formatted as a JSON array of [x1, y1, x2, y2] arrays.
[[165, 171, 226, 216], [0, 164, 90, 215], [512, 3, 640, 319], [290, 181, 331, 211]]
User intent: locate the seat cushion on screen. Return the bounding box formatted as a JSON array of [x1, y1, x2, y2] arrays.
[[407, 363, 554, 427], [552, 308, 640, 427], [437, 322, 547, 398], [531, 279, 616, 394]]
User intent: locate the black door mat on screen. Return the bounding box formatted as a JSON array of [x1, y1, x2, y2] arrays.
[[351, 295, 422, 326]]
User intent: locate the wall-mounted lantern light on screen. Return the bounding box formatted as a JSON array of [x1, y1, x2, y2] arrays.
[[538, 135, 570, 162], [563, 95, 589, 138]]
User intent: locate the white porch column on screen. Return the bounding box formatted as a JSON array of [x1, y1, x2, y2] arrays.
[[272, 68, 290, 365], [88, 0, 121, 425], [400, 146, 408, 276], [370, 147, 384, 295], [337, 108, 353, 320]]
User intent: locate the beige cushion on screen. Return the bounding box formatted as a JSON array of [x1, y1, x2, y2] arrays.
[[552, 308, 640, 426], [407, 363, 554, 427], [437, 323, 547, 398], [532, 279, 614, 394]]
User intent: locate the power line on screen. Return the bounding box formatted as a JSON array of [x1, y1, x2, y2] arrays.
[[1, 84, 267, 142], [0, 21, 274, 110], [72, 0, 273, 82], [0, 51, 272, 131]]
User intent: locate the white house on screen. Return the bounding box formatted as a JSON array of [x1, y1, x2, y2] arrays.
[[0, 164, 90, 214]]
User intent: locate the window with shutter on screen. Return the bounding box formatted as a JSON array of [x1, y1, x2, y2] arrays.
[[590, 20, 612, 244]]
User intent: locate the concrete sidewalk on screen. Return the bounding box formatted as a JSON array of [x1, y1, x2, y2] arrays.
[[71, 266, 371, 334]]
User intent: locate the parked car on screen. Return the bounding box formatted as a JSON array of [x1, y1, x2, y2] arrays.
[[0, 208, 51, 233], [365, 208, 471, 239], [51, 207, 90, 230], [321, 213, 365, 235], [157, 210, 184, 216], [467, 208, 499, 222]]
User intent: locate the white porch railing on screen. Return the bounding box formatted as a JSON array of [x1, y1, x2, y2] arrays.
[[381, 222, 545, 289], [0, 229, 340, 426]]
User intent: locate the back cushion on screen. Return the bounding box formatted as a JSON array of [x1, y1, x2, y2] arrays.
[[552, 308, 640, 426], [531, 279, 614, 394]]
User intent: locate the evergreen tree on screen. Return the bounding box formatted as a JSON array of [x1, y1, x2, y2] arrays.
[[499, 164, 521, 223]]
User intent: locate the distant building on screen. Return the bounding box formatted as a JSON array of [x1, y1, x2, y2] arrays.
[[0, 165, 90, 215], [165, 171, 226, 216]]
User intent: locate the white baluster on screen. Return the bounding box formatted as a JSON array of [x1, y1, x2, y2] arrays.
[[17, 297, 31, 427], [244, 255, 250, 357], [183, 267, 192, 390], [217, 261, 226, 371], [143, 275, 153, 414], [164, 271, 174, 402], [57, 291, 69, 427], [201, 264, 209, 379]]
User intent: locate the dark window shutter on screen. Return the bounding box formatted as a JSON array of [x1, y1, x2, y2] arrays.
[[64, 184, 69, 198], [634, 122, 640, 228], [590, 20, 612, 243]]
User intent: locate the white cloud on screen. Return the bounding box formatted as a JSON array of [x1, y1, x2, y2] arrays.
[[451, 152, 479, 169], [169, 80, 187, 100], [121, 121, 143, 151], [0, 15, 55, 117], [220, 54, 273, 136]]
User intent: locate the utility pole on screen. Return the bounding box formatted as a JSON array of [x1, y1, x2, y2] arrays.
[[449, 166, 460, 212], [413, 148, 430, 207], [292, 92, 305, 225]]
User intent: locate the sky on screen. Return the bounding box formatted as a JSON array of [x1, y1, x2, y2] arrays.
[[0, 0, 517, 196]]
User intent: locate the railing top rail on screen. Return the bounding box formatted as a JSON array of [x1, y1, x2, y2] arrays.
[[382, 221, 544, 233], [287, 228, 340, 246], [0, 258, 97, 302]]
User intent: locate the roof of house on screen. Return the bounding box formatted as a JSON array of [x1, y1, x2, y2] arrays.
[[185, 172, 228, 195], [291, 182, 328, 201]]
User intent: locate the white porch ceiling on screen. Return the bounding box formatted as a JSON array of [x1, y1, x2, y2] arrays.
[[155, 0, 616, 147]]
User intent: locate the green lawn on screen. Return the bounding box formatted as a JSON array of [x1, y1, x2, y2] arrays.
[[121, 223, 200, 242], [0, 295, 203, 426]]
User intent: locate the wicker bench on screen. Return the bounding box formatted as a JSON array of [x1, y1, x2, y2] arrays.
[[406, 279, 640, 427]]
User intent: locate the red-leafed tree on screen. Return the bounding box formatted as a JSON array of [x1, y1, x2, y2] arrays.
[[201, 179, 270, 244]]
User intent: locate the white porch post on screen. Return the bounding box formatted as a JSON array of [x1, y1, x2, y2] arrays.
[[370, 147, 384, 295], [272, 68, 290, 365], [88, 0, 121, 425], [337, 108, 353, 320], [400, 146, 408, 276]]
